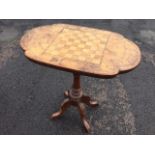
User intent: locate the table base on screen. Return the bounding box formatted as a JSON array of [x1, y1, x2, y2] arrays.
[[50, 73, 98, 133]]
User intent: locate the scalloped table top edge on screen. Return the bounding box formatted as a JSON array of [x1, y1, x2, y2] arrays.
[[20, 24, 141, 78]]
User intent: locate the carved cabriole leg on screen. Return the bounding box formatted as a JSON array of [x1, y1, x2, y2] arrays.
[[51, 73, 98, 133], [51, 98, 72, 119], [81, 95, 98, 107], [77, 102, 91, 132]]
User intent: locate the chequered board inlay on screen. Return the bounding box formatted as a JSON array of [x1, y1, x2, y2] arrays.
[[44, 28, 109, 65]]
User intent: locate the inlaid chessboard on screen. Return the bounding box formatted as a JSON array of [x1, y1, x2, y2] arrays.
[[20, 24, 141, 77]]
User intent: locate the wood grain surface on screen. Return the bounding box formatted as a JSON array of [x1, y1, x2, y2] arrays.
[[20, 24, 141, 77]]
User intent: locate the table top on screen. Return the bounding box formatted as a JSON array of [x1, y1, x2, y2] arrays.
[[20, 24, 141, 78]]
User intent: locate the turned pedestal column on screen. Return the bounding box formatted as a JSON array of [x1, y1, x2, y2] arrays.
[[51, 73, 98, 132]]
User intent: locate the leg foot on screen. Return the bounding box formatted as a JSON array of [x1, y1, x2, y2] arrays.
[[77, 103, 91, 133], [81, 95, 98, 107], [64, 90, 69, 97], [51, 98, 71, 119]]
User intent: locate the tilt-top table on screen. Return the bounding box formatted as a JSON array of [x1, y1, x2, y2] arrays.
[[20, 24, 141, 132]]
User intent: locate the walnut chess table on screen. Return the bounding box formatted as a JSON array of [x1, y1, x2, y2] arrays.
[[20, 24, 141, 132]]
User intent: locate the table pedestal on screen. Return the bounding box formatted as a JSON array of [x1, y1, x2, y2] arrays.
[[51, 73, 98, 132]]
